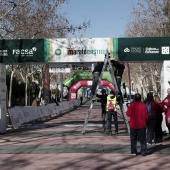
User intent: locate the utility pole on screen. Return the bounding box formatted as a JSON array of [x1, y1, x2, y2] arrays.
[[127, 63, 132, 102]]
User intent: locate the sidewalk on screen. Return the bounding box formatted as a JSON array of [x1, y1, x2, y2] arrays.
[[0, 102, 170, 170]]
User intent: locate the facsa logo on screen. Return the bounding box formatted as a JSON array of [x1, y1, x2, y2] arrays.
[[124, 48, 130, 52], [13, 47, 37, 55]]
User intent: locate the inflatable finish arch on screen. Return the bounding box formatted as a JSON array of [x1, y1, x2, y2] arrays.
[[70, 80, 114, 100], [63, 71, 113, 88]]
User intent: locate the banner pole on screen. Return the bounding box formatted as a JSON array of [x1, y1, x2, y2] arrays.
[[127, 63, 132, 102]]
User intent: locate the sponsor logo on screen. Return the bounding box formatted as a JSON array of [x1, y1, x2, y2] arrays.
[[162, 46, 170, 54], [124, 48, 130, 52], [72, 65, 90, 71], [0, 49, 8, 56], [124, 47, 141, 53], [130, 47, 141, 53], [74, 82, 81, 89], [67, 48, 108, 55], [55, 49, 62, 56], [54, 48, 108, 56], [71, 93, 76, 99], [87, 81, 92, 86], [145, 47, 159, 54], [12, 47, 37, 56], [49, 67, 71, 73]]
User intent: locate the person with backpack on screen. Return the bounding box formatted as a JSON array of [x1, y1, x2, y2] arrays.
[[126, 93, 148, 156], [96, 88, 108, 131], [145, 92, 159, 145], [162, 88, 170, 139], [106, 90, 118, 135]]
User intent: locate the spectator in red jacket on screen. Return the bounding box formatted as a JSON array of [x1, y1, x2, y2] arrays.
[[154, 94, 164, 142], [162, 88, 170, 139], [126, 93, 148, 156]]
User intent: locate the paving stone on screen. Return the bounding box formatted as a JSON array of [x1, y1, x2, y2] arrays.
[[0, 101, 170, 170]]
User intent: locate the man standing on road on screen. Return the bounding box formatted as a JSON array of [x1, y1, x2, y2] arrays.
[[96, 88, 108, 131], [106, 90, 119, 135], [126, 93, 148, 156]]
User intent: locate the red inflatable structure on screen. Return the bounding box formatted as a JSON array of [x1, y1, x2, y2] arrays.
[[69, 80, 114, 100]]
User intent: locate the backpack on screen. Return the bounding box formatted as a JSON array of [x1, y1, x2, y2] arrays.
[[146, 102, 152, 116], [108, 101, 114, 111]]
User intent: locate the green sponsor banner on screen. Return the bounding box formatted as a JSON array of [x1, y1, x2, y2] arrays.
[[0, 39, 44, 63], [112, 38, 118, 58], [44, 39, 51, 62], [63, 71, 112, 88], [118, 37, 170, 62], [63, 72, 92, 88]]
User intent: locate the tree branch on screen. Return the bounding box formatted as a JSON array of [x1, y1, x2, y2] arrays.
[[0, 0, 31, 20]]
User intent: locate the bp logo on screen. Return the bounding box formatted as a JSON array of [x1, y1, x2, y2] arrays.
[[55, 49, 61, 56]]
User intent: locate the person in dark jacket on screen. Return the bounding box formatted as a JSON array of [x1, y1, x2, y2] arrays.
[[96, 88, 108, 131], [154, 94, 164, 142], [90, 62, 104, 96], [126, 93, 148, 156], [111, 58, 125, 102], [145, 92, 159, 145]]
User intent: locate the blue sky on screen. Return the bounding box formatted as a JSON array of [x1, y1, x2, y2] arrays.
[[61, 0, 137, 38]]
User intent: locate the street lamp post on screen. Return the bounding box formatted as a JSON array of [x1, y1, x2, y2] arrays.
[[141, 87, 144, 101], [156, 81, 161, 96], [18, 80, 21, 106], [131, 81, 134, 91], [29, 83, 33, 106]]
